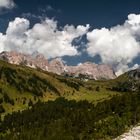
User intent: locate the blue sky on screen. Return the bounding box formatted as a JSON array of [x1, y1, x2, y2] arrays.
[[1, 0, 140, 30], [0, 0, 140, 75]]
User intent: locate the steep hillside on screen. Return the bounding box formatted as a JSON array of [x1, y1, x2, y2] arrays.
[[107, 69, 140, 93], [0, 60, 118, 116], [0, 58, 138, 116]]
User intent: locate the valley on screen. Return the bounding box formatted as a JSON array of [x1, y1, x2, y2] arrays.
[[0, 59, 118, 116], [0, 59, 140, 140]]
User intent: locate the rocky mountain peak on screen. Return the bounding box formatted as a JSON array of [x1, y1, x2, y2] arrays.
[[65, 62, 116, 80], [0, 51, 116, 80], [48, 58, 65, 75], [32, 51, 45, 60], [0, 51, 49, 70], [0, 51, 25, 64], [36, 54, 45, 60]]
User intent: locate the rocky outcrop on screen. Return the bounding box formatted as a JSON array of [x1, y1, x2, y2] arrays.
[[127, 69, 140, 80], [0, 51, 116, 80], [0, 51, 49, 71], [65, 62, 116, 80], [48, 58, 65, 75]]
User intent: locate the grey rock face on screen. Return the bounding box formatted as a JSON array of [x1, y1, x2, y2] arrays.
[[65, 62, 116, 80], [0, 51, 49, 71], [48, 58, 65, 75], [0, 51, 116, 80], [127, 69, 140, 80]]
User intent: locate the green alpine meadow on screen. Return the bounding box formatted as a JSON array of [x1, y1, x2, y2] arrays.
[[0, 60, 140, 139]]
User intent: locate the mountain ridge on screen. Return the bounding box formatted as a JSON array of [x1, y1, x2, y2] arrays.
[[0, 51, 116, 80]]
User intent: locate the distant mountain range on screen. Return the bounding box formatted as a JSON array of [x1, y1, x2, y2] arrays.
[[0, 51, 116, 80], [0, 53, 140, 140]]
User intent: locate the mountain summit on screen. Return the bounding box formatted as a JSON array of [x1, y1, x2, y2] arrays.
[[0, 51, 116, 80]]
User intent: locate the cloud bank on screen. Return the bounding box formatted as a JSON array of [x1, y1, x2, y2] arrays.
[[87, 14, 140, 75], [0, 0, 15, 9], [0, 17, 89, 58], [1, 14, 140, 75]]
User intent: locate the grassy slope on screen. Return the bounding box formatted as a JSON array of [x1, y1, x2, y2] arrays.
[[0, 60, 120, 116]]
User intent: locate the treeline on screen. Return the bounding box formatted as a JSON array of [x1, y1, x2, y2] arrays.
[[0, 92, 140, 140]]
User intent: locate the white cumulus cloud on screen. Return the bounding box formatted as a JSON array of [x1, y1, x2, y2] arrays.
[[0, 0, 15, 9], [0, 17, 89, 58], [87, 14, 140, 75], [1, 13, 140, 75]]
